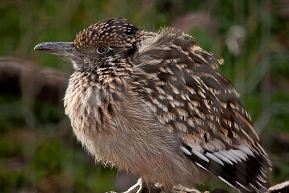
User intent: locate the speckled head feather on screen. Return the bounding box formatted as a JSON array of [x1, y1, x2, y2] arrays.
[[74, 18, 139, 50]]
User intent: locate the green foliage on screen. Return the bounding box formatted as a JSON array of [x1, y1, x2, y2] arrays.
[[0, 123, 115, 193]]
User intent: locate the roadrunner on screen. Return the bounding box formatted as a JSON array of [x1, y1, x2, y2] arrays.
[[35, 18, 271, 193]]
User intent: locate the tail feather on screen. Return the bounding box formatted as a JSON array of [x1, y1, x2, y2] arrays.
[[181, 143, 270, 193]]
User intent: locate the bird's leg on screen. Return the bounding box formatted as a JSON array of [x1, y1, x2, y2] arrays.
[[171, 185, 201, 193], [124, 178, 145, 193]]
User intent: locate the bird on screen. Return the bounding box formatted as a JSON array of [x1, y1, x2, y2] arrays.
[[34, 18, 271, 193]]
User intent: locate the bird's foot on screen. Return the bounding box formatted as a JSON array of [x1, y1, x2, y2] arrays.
[[124, 178, 145, 193], [124, 178, 162, 193], [171, 185, 201, 193]]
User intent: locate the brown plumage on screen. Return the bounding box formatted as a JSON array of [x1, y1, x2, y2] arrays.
[[34, 18, 271, 193]]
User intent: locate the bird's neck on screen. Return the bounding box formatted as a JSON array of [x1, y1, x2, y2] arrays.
[[76, 59, 133, 86]]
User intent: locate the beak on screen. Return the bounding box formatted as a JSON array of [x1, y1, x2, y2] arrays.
[[34, 42, 80, 60]]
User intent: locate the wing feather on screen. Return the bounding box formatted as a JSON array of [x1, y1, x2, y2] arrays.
[[131, 28, 271, 192]]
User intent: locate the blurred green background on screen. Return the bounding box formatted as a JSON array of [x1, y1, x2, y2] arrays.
[[1, 0, 289, 192]]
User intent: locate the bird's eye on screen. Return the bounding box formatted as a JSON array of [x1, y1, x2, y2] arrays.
[[97, 47, 109, 54]]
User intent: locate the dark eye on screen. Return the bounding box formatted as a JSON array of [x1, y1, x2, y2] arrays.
[[97, 47, 109, 54]]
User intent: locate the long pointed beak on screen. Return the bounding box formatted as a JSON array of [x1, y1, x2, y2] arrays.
[[34, 42, 78, 59]]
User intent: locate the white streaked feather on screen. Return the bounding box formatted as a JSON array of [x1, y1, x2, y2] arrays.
[[205, 152, 224, 166], [218, 176, 235, 188], [218, 150, 238, 163], [238, 145, 254, 157], [257, 181, 267, 189], [260, 169, 267, 178], [236, 181, 251, 192], [249, 183, 259, 192], [257, 175, 267, 183], [213, 152, 233, 165], [257, 143, 267, 155], [195, 162, 208, 171], [226, 150, 242, 162], [234, 149, 248, 160], [180, 146, 192, 155], [192, 149, 209, 162]]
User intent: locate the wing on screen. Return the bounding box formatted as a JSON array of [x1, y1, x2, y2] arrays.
[[131, 28, 271, 193]]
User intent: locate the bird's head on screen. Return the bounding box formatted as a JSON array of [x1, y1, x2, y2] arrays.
[[34, 18, 140, 71]]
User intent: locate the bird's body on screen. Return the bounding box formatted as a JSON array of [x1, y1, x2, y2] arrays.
[[64, 57, 203, 189], [35, 18, 271, 193]]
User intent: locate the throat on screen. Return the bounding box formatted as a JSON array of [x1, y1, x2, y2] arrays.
[[64, 71, 119, 134], [79, 58, 133, 84]]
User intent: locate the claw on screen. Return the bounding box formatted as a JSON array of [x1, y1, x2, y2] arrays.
[[124, 178, 144, 193]]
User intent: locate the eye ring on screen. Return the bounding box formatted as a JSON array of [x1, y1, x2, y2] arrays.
[[96, 47, 109, 54]]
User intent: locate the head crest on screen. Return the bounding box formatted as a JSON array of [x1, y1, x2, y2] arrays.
[[74, 18, 139, 50]]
